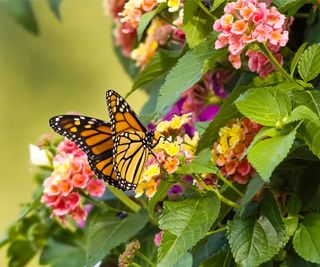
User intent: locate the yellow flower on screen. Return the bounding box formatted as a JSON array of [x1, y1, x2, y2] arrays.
[[156, 120, 171, 133], [167, 0, 180, 12], [142, 164, 160, 181], [181, 132, 199, 155], [135, 178, 157, 198], [170, 113, 191, 129], [157, 141, 179, 157]]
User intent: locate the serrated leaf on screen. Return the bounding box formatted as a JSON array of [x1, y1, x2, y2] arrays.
[[236, 87, 292, 126], [300, 120, 320, 159], [132, 49, 181, 92], [287, 105, 320, 126], [298, 44, 320, 82], [290, 42, 308, 77], [248, 128, 297, 181], [48, 0, 62, 20], [291, 90, 320, 117], [182, 1, 214, 48], [155, 36, 226, 117], [86, 209, 148, 266], [137, 3, 166, 41], [197, 86, 248, 152], [158, 194, 220, 267], [293, 213, 320, 263], [2, 0, 38, 34], [177, 148, 215, 174], [281, 254, 320, 267], [228, 215, 286, 267], [283, 216, 299, 239], [251, 72, 285, 87]]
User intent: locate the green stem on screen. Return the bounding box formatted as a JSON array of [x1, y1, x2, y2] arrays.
[[258, 42, 295, 83], [197, 0, 217, 20], [81, 192, 120, 212], [206, 227, 227, 236], [194, 175, 240, 209], [108, 186, 141, 213], [216, 172, 243, 197], [137, 252, 156, 267], [131, 262, 143, 267]]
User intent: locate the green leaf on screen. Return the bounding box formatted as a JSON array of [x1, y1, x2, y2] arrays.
[[148, 179, 171, 217], [137, 3, 166, 41], [290, 42, 308, 77], [210, 0, 226, 12], [248, 128, 297, 181], [40, 238, 86, 267], [1, 0, 38, 34], [175, 252, 193, 267], [287, 105, 320, 126], [291, 90, 320, 117], [298, 44, 320, 82], [177, 148, 215, 174], [236, 87, 292, 126], [197, 86, 248, 152], [200, 247, 233, 267], [195, 121, 210, 136], [251, 72, 285, 87], [281, 253, 320, 267], [240, 174, 265, 208], [300, 121, 320, 159], [48, 0, 62, 20], [86, 209, 148, 266], [155, 36, 225, 117], [293, 213, 320, 263], [182, 1, 214, 48], [283, 216, 299, 240], [273, 0, 309, 14], [132, 49, 181, 91], [8, 240, 38, 267], [228, 215, 286, 267], [158, 194, 220, 267]]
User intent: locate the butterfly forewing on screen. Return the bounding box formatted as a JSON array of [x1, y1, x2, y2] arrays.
[[49, 115, 119, 186]]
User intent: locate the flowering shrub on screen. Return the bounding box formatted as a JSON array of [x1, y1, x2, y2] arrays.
[[3, 1, 320, 267]]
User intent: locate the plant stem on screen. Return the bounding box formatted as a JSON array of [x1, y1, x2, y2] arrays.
[[206, 227, 227, 236], [131, 262, 143, 267], [81, 192, 120, 212], [197, 0, 217, 20], [258, 42, 295, 83], [137, 252, 156, 267], [216, 172, 243, 197], [108, 186, 141, 213]]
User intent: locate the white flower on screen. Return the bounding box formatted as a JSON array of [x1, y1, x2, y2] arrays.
[[29, 144, 51, 167]]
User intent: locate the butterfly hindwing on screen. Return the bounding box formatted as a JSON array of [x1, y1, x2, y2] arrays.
[[113, 132, 150, 190]]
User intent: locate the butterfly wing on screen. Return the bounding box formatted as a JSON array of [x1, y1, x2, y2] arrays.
[[49, 115, 119, 187], [113, 132, 150, 190], [106, 90, 147, 137]]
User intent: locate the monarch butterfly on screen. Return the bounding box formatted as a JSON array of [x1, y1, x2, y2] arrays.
[[49, 90, 161, 191]]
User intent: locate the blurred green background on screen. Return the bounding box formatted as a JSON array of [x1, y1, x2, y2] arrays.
[[0, 1, 147, 265]]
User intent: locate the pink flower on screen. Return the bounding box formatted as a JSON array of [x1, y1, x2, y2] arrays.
[[215, 34, 229, 49], [72, 173, 89, 188], [154, 231, 163, 247], [240, 3, 256, 20], [229, 54, 241, 69], [220, 14, 234, 29], [53, 198, 69, 216], [231, 20, 247, 35], [253, 23, 270, 42], [58, 179, 73, 196], [71, 206, 88, 224], [66, 192, 81, 210], [87, 179, 106, 197], [266, 7, 285, 29]]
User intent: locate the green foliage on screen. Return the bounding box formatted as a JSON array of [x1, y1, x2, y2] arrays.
[[293, 213, 320, 263], [298, 44, 320, 82], [86, 209, 149, 266], [158, 194, 220, 267], [48, 0, 62, 20], [200, 247, 233, 267], [182, 1, 214, 48], [248, 127, 297, 181], [155, 36, 226, 117], [290, 42, 308, 77]]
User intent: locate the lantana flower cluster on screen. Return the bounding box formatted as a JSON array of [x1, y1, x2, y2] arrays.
[[213, 0, 289, 77], [40, 140, 105, 225], [135, 113, 199, 198], [106, 0, 185, 68], [212, 118, 262, 184]]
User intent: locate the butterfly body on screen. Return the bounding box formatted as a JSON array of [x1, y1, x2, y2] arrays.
[[49, 90, 160, 191]]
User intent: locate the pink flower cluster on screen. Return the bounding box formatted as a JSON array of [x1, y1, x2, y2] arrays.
[[213, 0, 289, 77], [41, 140, 105, 225]]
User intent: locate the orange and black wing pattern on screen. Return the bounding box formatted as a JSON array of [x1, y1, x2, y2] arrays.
[[106, 90, 147, 137], [113, 132, 150, 190], [49, 115, 119, 188]]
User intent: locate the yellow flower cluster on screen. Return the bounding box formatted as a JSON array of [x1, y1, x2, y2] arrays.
[[135, 114, 199, 198]]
